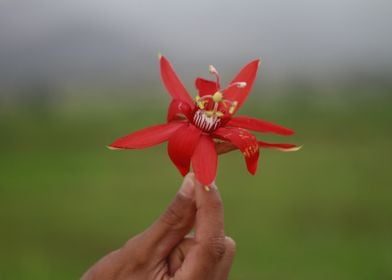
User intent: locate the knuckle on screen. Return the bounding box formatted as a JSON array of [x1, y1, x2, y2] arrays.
[[208, 197, 223, 211], [122, 236, 149, 266], [160, 193, 191, 228], [162, 204, 184, 227], [202, 236, 226, 261]]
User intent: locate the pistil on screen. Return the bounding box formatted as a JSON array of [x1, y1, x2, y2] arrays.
[[193, 65, 246, 125]]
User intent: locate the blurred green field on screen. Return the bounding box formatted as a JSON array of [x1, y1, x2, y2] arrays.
[[1, 90, 392, 279]]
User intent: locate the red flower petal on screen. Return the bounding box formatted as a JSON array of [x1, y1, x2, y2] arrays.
[[258, 141, 301, 152], [215, 140, 301, 154], [167, 99, 195, 122], [191, 135, 218, 185], [195, 78, 219, 96], [160, 55, 194, 105], [227, 116, 294, 136], [168, 124, 202, 176], [215, 141, 237, 155], [109, 122, 186, 149], [223, 59, 260, 113], [214, 127, 259, 175]]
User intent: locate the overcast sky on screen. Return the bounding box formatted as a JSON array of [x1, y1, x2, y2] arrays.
[[0, 0, 391, 85]]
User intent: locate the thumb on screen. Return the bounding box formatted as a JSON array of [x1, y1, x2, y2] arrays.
[[134, 173, 198, 258]]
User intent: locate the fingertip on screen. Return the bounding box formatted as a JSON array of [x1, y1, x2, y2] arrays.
[[195, 179, 218, 193], [184, 172, 195, 181], [203, 182, 218, 192], [179, 173, 198, 198], [194, 180, 223, 214], [224, 236, 237, 255]]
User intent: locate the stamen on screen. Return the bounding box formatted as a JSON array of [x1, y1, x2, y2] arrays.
[[213, 101, 219, 112], [204, 110, 224, 118], [193, 69, 245, 119], [229, 101, 238, 114], [205, 111, 214, 117], [195, 95, 206, 109], [215, 111, 224, 117]]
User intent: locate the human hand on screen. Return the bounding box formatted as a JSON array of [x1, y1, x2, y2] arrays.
[[82, 173, 236, 280]]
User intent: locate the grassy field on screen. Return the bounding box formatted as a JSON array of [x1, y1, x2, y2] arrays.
[[1, 90, 391, 279]]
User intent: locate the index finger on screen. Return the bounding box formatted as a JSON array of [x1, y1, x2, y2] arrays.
[[194, 182, 225, 246], [171, 182, 227, 278]]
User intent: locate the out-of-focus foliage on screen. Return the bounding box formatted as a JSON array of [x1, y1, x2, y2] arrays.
[[0, 89, 391, 279]]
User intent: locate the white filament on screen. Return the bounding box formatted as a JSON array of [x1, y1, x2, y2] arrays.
[[193, 110, 221, 132]]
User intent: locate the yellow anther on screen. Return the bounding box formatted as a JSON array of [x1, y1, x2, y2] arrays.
[[212, 91, 223, 103], [215, 111, 224, 117], [195, 95, 206, 109], [197, 102, 205, 109], [205, 111, 214, 117], [229, 101, 238, 114], [204, 110, 224, 118]]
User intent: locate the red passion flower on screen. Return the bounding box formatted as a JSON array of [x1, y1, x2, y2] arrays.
[[109, 55, 299, 185]]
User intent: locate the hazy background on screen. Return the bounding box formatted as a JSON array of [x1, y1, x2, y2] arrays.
[[1, 0, 392, 90], [1, 0, 391, 279]]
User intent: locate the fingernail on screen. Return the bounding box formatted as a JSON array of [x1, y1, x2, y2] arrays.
[[179, 174, 195, 198], [203, 182, 217, 192]]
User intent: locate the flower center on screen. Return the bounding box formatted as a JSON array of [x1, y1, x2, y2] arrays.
[[192, 64, 247, 132], [193, 109, 221, 132], [193, 91, 239, 132]]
